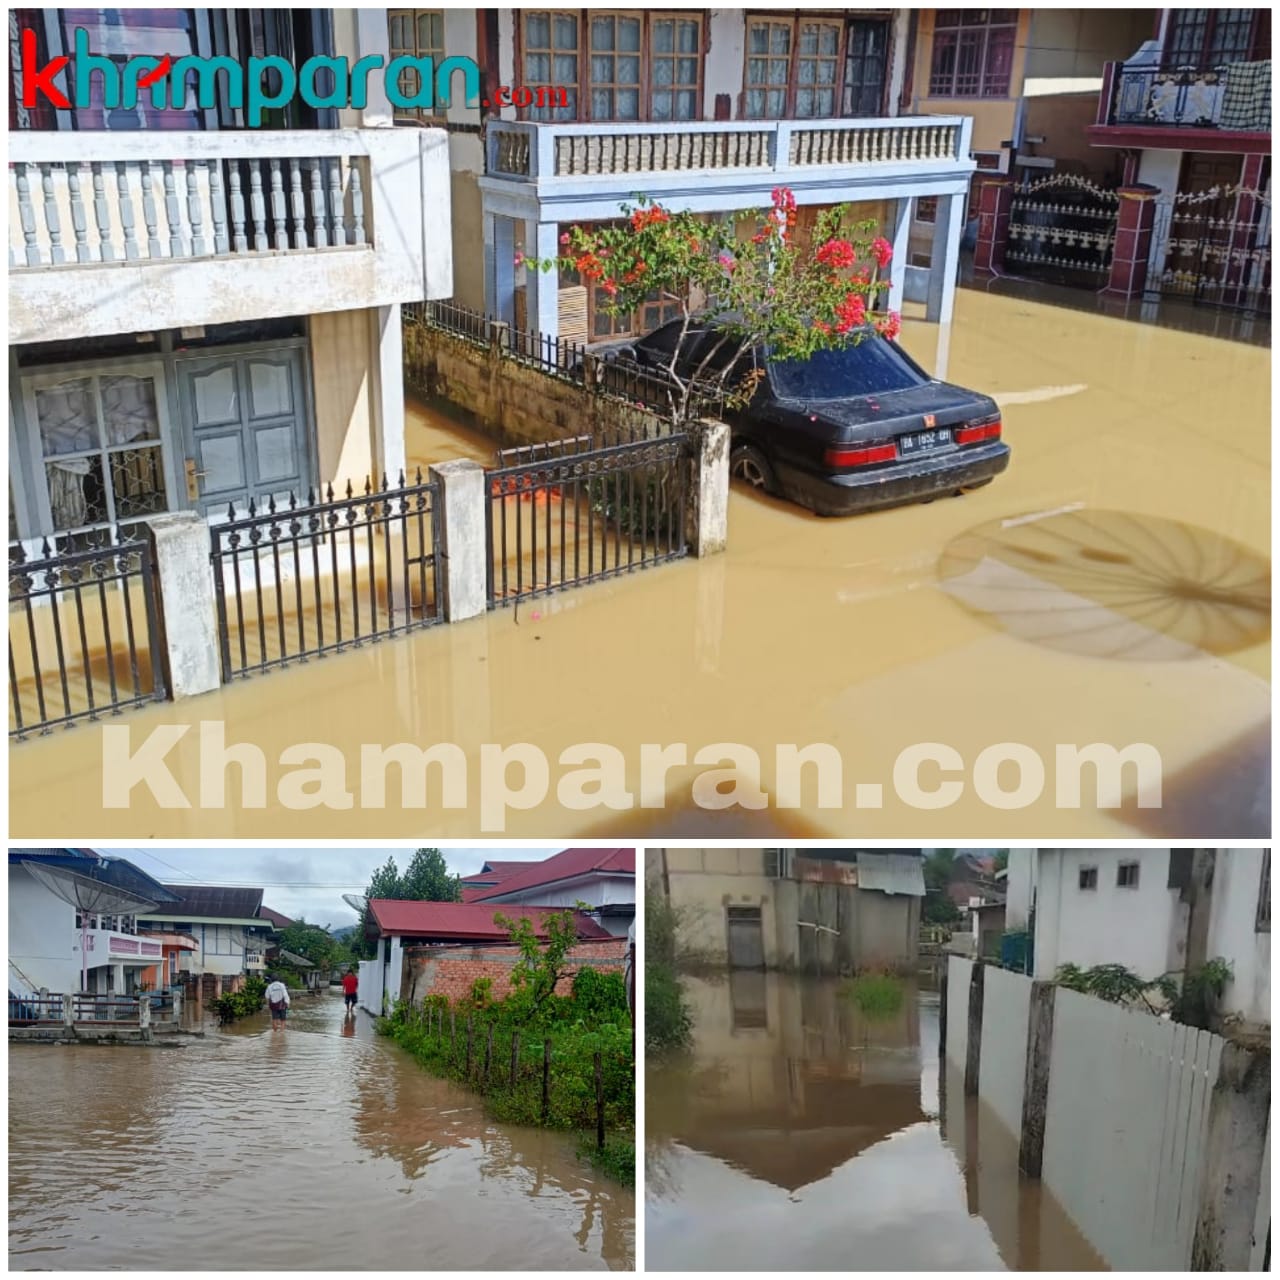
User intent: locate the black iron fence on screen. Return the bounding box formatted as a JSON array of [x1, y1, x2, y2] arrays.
[[486, 430, 689, 606], [210, 475, 443, 681], [1007, 175, 1119, 283], [9, 530, 166, 740]]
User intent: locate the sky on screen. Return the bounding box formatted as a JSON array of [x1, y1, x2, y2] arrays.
[[110, 848, 566, 931]]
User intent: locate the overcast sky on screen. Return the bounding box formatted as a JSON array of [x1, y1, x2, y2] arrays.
[[108, 848, 566, 930]]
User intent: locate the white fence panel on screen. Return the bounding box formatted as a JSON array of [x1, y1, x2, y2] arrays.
[[979, 964, 1032, 1136], [945, 956, 973, 1067], [1044, 988, 1224, 1270]]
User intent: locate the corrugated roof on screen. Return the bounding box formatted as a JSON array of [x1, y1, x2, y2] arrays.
[[470, 848, 634, 902], [367, 900, 612, 941], [152, 884, 265, 919], [257, 906, 294, 929], [855, 852, 926, 897]]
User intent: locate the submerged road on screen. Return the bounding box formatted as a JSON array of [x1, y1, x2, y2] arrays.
[[9, 990, 633, 1270]]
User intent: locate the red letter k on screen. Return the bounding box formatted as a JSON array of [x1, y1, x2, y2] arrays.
[[22, 28, 71, 109]]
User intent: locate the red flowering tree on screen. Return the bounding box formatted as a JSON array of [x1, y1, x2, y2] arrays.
[[523, 187, 899, 427]]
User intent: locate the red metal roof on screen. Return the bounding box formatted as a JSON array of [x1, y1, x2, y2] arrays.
[[470, 848, 634, 902], [460, 860, 531, 883], [257, 906, 294, 929], [366, 900, 612, 940]]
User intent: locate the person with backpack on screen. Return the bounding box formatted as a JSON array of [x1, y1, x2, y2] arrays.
[[265, 975, 291, 1030]]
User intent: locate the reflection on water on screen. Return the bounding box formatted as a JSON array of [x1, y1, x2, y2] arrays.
[[9, 992, 633, 1271], [646, 974, 1105, 1272], [940, 508, 1270, 660]]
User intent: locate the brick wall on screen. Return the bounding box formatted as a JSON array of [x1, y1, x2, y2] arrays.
[[403, 321, 662, 449], [402, 938, 629, 1006]]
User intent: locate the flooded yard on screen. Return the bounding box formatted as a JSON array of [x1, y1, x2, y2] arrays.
[[11, 288, 1269, 838], [8, 990, 633, 1270], [646, 972, 1105, 1272]]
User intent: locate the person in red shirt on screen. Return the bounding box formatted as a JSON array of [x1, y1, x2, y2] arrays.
[[341, 969, 359, 1016]]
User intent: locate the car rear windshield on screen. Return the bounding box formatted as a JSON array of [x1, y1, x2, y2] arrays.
[[769, 335, 927, 400]]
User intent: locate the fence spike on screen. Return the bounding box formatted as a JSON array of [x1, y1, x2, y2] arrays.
[[397, 469, 405, 488], [227, 502, 236, 521], [381, 472, 389, 492], [267, 493, 277, 515], [326, 482, 335, 503], [247, 496, 257, 518], [415, 466, 423, 485], [288, 490, 297, 510], [346, 480, 354, 500]]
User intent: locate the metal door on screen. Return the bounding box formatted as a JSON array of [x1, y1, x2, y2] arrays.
[[797, 882, 841, 975], [726, 906, 765, 969], [177, 347, 310, 518]]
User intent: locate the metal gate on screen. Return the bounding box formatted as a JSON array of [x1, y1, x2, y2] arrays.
[[797, 882, 844, 976], [1151, 183, 1271, 313], [9, 530, 167, 738], [726, 906, 765, 970], [1007, 173, 1119, 284], [485, 430, 689, 607], [210, 475, 443, 680]]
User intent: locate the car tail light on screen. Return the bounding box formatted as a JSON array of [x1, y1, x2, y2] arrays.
[[955, 415, 1002, 445], [824, 442, 897, 468]]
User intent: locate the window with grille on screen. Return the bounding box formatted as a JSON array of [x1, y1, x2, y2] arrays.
[[522, 11, 580, 121], [763, 849, 784, 877], [650, 16, 702, 121], [929, 10, 1018, 98], [1258, 851, 1271, 933], [1118, 861, 1140, 889], [590, 13, 643, 120], [389, 10, 446, 121]]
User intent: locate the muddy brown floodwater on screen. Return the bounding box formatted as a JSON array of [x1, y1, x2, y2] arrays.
[[646, 972, 1106, 1272], [11, 289, 1269, 838], [8, 991, 633, 1271]]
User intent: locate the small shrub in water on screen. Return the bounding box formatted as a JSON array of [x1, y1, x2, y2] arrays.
[[842, 973, 904, 1018]]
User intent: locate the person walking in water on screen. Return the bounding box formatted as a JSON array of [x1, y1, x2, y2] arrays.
[[342, 969, 359, 1017], [265, 975, 291, 1031]]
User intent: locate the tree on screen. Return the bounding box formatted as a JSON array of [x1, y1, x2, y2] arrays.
[[278, 919, 339, 973], [494, 906, 583, 1027], [994, 851, 1010, 873], [400, 848, 462, 904], [922, 851, 961, 926], [524, 188, 899, 429]]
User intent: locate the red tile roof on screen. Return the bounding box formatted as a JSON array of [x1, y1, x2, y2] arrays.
[[366, 900, 612, 941], [470, 848, 634, 902], [257, 906, 294, 929]]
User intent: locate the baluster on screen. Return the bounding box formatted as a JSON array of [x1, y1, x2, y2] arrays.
[[116, 162, 139, 259], [288, 159, 306, 249], [309, 161, 328, 247], [93, 162, 115, 262], [162, 162, 183, 257], [67, 162, 91, 262], [17, 163, 40, 266], [209, 159, 228, 254], [140, 161, 161, 257], [348, 160, 365, 244], [328, 157, 345, 245], [269, 158, 287, 248], [40, 163, 65, 264], [186, 160, 206, 255], [249, 162, 267, 250], [228, 164, 247, 252]]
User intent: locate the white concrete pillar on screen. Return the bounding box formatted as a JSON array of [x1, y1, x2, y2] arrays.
[[63, 994, 74, 1029], [927, 192, 965, 324], [524, 220, 560, 338], [486, 213, 516, 326], [144, 512, 221, 698], [688, 421, 730, 558], [428, 459, 488, 621], [888, 197, 912, 314], [374, 304, 406, 484]]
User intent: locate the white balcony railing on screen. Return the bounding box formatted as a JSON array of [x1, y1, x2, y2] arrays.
[[245, 952, 267, 970], [487, 116, 967, 181], [78, 928, 165, 962]]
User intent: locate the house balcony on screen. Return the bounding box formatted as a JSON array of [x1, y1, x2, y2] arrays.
[[480, 115, 976, 223], [8, 127, 452, 347], [77, 928, 165, 967], [1088, 58, 1271, 153], [245, 952, 267, 971]]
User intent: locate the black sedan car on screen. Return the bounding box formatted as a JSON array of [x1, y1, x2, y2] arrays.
[[589, 318, 1009, 517]]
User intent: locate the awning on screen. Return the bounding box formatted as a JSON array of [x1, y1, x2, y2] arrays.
[[140, 932, 199, 950]]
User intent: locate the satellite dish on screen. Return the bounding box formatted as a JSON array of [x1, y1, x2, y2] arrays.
[[342, 893, 367, 914]]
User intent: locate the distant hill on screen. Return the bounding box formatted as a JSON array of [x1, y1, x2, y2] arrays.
[[330, 925, 357, 941]]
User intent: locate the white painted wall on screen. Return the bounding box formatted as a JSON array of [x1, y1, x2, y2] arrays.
[[945, 954, 973, 1068], [491, 874, 635, 910], [387, 936, 405, 1007], [979, 964, 1032, 1136], [1004, 851, 1035, 932], [1208, 850, 1270, 1027], [358, 956, 383, 1015], [8, 864, 79, 993], [1137, 148, 1183, 281], [705, 10, 747, 119], [1031, 850, 1186, 981]]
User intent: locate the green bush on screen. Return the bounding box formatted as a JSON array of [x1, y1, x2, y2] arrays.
[[572, 968, 629, 1022], [841, 972, 904, 1018], [578, 1134, 635, 1187], [211, 976, 268, 1022], [645, 961, 692, 1054]]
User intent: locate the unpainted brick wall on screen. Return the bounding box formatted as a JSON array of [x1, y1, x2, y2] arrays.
[[403, 938, 628, 1006], [403, 323, 661, 449]]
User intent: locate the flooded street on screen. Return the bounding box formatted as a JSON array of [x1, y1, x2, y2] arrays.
[[646, 973, 1105, 1272], [12, 289, 1268, 838], [8, 991, 634, 1271]]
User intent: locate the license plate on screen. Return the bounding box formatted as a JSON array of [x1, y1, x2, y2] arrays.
[[898, 427, 952, 456]]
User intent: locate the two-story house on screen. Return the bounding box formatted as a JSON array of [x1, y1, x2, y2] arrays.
[[8, 848, 178, 996], [389, 8, 977, 341], [8, 9, 451, 550], [137, 883, 274, 998]]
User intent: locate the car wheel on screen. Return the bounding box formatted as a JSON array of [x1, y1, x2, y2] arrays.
[[730, 443, 777, 494]]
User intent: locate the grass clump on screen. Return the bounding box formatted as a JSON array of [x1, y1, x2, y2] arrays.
[[841, 972, 905, 1018]]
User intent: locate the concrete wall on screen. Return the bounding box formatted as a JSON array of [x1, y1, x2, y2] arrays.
[[979, 963, 1032, 1137], [311, 308, 378, 489], [1032, 850, 1187, 981], [8, 864, 79, 993], [663, 847, 781, 968], [405, 322, 663, 448], [489, 875, 635, 910], [945, 955, 974, 1069], [1024, 10, 1152, 81], [358, 955, 384, 1016], [401, 937, 628, 1005], [1004, 852, 1035, 932], [1209, 850, 1270, 1029]]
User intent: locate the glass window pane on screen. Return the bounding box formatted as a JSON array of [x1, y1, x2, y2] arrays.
[[677, 20, 699, 53], [592, 55, 612, 81], [675, 89, 697, 119], [619, 18, 641, 52], [35, 378, 98, 457], [767, 58, 789, 86], [819, 25, 838, 55], [770, 25, 791, 55], [652, 90, 672, 120], [591, 16, 613, 51], [110, 446, 168, 520], [553, 53, 577, 82], [100, 375, 159, 445], [745, 87, 764, 116], [592, 88, 612, 117], [616, 88, 640, 118], [747, 57, 767, 84], [652, 19, 674, 54], [617, 56, 640, 84], [748, 25, 769, 54], [526, 14, 549, 48], [799, 26, 818, 56], [768, 88, 786, 115], [652, 58, 674, 87], [677, 58, 698, 85], [553, 14, 578, 50]]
